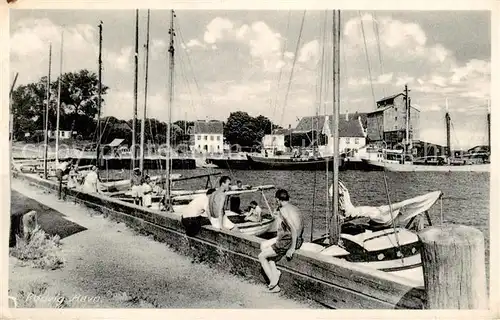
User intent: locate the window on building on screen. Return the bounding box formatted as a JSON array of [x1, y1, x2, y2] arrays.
[[210, 136, 214, 141], [395, 116, 398, 121], [217, 136, 220, 141], [204, 135, 207, 140], [197, 135, 201, 140], [217, 145, 220, 150], [346, 138, 350, 144], [354, 138, 359, 144]]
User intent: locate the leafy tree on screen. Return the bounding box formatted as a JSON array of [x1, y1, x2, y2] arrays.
[[11, 69, 108, 141], [11, 80, 47, 140], [224, 112, 282, 148]]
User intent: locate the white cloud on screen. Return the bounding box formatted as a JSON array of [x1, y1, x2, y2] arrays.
[[203, 17, 234, 44], [186, 39, 205, 48], [11, 18, 136, 86], [298, 40, 319, 63], [198, 17, 287, 73], [284, 51, 294, 59], [395, 76, 415, 87], [151, 39, 166, 60], [105, 46, 133, 72], [376, 73, 393, 84]]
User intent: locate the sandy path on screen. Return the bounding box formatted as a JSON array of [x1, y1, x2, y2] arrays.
[[9, 179, 322, 309]]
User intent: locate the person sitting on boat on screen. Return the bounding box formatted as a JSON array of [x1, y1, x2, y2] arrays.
[[208, 176, 240, 231], [67, 164, 79, 190], [228, 180, 244, 213], [259, 189, 304, 293], [82, 166, 101, 193], [142, 175, 153, 208], [181, 188, 216, 237], [330, 181, 439, 231], [130, 168, 143, 206], [244, 201, 262, 222]]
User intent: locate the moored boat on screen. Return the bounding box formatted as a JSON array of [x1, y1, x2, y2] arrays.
[[301, 188, 443, 284], [246, 153, 344, 171]]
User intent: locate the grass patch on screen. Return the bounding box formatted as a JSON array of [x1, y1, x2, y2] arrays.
[[10, 281, 71, 308], [10, 226, 65, 270]]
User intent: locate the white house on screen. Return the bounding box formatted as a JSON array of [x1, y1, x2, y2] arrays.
[[35, 130, 77, 140], [294, 114, 367, 156], [190, 120, 224, 154], [262, 128, 288, 154]]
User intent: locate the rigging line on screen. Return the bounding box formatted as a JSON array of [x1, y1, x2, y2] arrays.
[[341, 19, 349, 108], [357, 10, 376, 105], [371, 11, 385, 97], [357, 11, 401, 256], [271, 10, 292, 123], [174, 19, 205, 108], [175, 48, 196, 111], [311, 10, 327, 243], [279, 10, 307, 126]]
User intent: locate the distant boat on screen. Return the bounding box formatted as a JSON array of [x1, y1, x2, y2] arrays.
[[361, 147, 490, 172], [246, 153, 344, 171]]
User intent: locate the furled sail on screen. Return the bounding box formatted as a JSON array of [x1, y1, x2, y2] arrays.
[[330, 181, 442, 225]]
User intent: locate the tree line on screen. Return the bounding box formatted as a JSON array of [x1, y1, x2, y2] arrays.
[[11, 69, 282, 149]]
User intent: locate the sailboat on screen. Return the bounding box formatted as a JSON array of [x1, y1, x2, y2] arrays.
[[298, 10, 444, 285], [96, 13, 185, 193]]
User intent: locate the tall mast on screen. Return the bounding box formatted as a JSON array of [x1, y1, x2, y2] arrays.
[[329, 10, 341, 245], [140, 9, 151, 174], [408, 96, 412, 155], [165, 9, 176, 209], [43, 44, 52, 180], [404, 84, 409, 159], [445, 98, 451, 157], [55, 28, 64, 166], [10, 73, 19, 142], [96, 21, 103, 165], [132, 9, 139, 170], [487, 99, 491, 153]]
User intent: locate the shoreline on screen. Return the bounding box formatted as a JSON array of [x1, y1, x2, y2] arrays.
[[9, 179, 323, 309]]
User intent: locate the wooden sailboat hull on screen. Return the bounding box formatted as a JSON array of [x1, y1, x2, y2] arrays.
[[246, 154, 344, 171], [301, 227, 424, 285], [362, 159, 490, 172]]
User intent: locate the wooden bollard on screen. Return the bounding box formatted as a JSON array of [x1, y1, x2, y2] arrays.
[[418, 224, 487, 309]]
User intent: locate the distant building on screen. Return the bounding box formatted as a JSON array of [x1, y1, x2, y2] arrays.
[[35, 130, 77, 140], [294, 113, 367, 155], [189, 120, 224, 154], [261, 128, 290, 154], [366, 93, 420, 148]]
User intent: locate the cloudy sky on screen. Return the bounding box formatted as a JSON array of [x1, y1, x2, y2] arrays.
[[10, 9, 491, 149]]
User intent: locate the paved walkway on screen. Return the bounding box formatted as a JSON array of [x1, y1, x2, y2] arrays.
[[9, 179, 322, 309]]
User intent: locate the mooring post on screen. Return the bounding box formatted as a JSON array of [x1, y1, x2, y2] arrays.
[[418, 224, 487, 309]]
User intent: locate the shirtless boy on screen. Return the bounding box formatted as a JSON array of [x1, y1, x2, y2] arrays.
[[258, 189, 304, 292]]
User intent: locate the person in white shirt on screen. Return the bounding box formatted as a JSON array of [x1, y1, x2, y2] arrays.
[[82, 166, 100, 193], [66, 164, 79, 190], [244, 201, 262, 222], [181, 188, 216, 237], [55, 160, 71, 199], [142, 175, 153, 208]]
